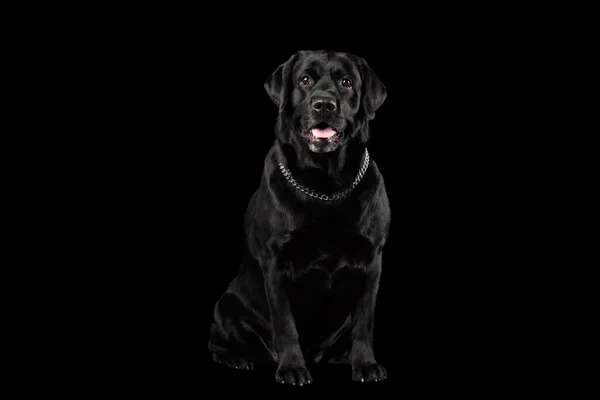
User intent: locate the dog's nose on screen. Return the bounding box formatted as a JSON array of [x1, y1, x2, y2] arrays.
[[311, 96, 337, 114]]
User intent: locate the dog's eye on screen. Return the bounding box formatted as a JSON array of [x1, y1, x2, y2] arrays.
[[341, 78, 353, 88], [300, 76, 311, 86]]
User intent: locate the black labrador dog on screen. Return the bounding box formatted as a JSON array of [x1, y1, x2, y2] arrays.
[[208, 49, 390, 385]]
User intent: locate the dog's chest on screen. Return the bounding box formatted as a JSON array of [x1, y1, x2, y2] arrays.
[[280, 221, 373, 290]]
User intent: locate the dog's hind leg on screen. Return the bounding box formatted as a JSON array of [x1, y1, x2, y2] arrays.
[[327, 351, 350, 364], [310, 316, 352, 364], [208, 291, 275, 370]]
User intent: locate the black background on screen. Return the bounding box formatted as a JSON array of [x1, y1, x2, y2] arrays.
[[97, 17, 554, 391]]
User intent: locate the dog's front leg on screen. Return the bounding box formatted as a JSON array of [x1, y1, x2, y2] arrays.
[[264, 266, 312, 386], [350, 253, 387, 382]]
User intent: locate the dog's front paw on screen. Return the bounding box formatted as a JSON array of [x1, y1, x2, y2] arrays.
[[275, 364, 313, 386], [352, 362, 387, 382]]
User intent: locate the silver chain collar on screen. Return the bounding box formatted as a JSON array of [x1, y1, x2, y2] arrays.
[[277, 149, 370, 201]]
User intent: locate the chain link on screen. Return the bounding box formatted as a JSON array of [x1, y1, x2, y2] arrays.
[[277, 150, 370, 201]]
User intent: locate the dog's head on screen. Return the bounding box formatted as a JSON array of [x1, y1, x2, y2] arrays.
[[264, 50, 386, 153]]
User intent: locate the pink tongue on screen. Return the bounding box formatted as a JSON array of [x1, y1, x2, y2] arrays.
[[311, 127, 336, 138]]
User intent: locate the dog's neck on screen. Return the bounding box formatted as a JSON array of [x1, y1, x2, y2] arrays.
[[275, 138, 367, 195]]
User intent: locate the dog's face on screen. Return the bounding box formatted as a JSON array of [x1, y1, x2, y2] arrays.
[[265, 50, 386, 153]]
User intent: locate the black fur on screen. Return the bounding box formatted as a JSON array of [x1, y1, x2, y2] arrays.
[[208, 50, 390, 385]]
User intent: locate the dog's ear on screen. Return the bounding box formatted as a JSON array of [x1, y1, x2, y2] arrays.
[[359, 58, 387, 120], [264, 54, 297, 112]]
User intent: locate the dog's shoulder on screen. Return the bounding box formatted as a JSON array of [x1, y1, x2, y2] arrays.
[[357, 158, 390, 206]]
